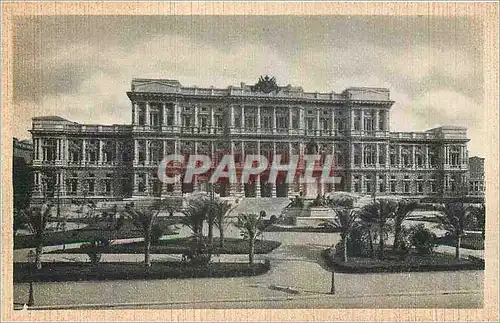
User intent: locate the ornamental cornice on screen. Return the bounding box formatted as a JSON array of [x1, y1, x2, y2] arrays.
[[126, 91, 394, 106]]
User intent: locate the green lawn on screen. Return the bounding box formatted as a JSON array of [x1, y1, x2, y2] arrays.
[[322, 248, 484, 273], [47, 237, 281, 255], [434, 233, 485, 250], [13, 261, 271, 282], [14, 218, 181, 249]]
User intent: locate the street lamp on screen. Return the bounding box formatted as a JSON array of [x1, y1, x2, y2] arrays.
[[27, 250, 36, 306]]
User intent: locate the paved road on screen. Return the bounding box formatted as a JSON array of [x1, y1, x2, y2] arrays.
[[13, 228, 483, 309]]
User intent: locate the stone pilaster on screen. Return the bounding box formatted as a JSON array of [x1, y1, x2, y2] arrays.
[[145, 102, 150, 126]]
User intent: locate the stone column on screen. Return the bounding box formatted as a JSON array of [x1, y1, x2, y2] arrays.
[[425, 145, 430, 168], [375, 110, 380, 131], [273, 106, 277, 133], [299, 107, 305, 130], [145, 102, 151, 126], [288, 106, 293, 133], [331, 110, 335, 135], [360, 109, 365, 132], [98, 140, 103, 164], [360, 175, 365, 194], [194, 105, 199, 132], [241, 106, 246, 130], [411, 145, 416, 169], [385, 144, 390, 167], [350, 108, 355, 131], [162, 103, 167, 126], [81, 139, 86, 164], [257, 106, 261, 132], [210, 106, 215, 134], [174, 103, 180, 129], [145, 140, 150, 165], [376, 144, 380, 167], [398, 145, 402, 167], [256, 141, 261, 197], [361, 143, 365, 167], [55, 139, 60, 161], [133, 173, 139, 194], [64, 139, 69, 164], [132, 102, 139, 125], [350, 144, 355, 167], [134, 139, 139, 164], [230, 105, 235, 129], [316, 108, 320, 136]]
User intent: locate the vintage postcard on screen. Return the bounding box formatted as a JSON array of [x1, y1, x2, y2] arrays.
[[2, 1, 499, 322]]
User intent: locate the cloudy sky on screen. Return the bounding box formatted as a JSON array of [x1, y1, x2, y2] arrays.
[[13, 15, 485, 157]]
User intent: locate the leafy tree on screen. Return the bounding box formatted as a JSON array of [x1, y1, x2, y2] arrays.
[[124, 200, 165, 268], [359, 199, 396, 259], [409, 224, 437, 255], [436, 202, 475, 259], [234, 213, 265, 264], [23, 203, 54, 269], [211, 198, 234, 248], [468, 203, 485, 239], [181, 197, 211, 255], [392, 200, 418, 251], [322, 206, 358, 262]]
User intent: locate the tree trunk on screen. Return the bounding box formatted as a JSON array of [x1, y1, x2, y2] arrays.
[[219, 225, 225, 248], [330, 271, 335, 294], [249, 238, 255, 265], [378, 226, 385, 259], [35, 244, 43, 270], [208, 219, 214, 247], [393, 220, 401, 251], [144, 228, 151, 268], [455, 234, 461, 260], [343, 235, 348, 262], [368, 229, 374, 257]]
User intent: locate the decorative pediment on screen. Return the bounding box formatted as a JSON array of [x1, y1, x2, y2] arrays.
[[133, 80, 181, 93]]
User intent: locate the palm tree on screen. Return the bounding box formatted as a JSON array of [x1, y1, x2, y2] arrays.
[[322, 206, 358, 262], [181, 197, 211, 254], [234, 213, 265, 264], [124, 200, 164, 268], [392, 200, 418, 251], [436, 202, 475, 259], [211, 198, 234, 248], [23, 203, 53, 269], [468, 203, 485, 239], [359, 199, 396, 259]]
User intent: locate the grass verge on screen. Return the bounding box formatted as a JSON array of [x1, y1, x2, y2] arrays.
[[14, 260, 271, 282], [321, 249, 484, 273], [47, 238, 281, 255], [434, 233, 484, 250]]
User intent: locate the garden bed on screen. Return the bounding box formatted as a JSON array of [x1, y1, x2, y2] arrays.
[[47, 238, 281, 255], [321, 249, 484, 273], [14, 218, 181, 249], [13, 261, 271, 282], [434, 233, 484, 250]]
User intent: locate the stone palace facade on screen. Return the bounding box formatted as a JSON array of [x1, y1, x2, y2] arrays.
[[30, 77, 470, 203]]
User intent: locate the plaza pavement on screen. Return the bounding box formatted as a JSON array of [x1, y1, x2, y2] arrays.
[[13, 223, 483, 308]]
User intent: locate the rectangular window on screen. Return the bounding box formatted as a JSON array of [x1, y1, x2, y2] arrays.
[[234, 117, 241, 128], [390, 182, 396, 193], [166, 116, 173, 126], [404, 182, 410, 193], [417, 182, 423, 193]]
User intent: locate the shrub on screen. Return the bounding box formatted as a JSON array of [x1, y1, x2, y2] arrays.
[[151, 225, 163, 244], [269, 215, 278, 224], [334, 223, 370, 257], [328, 196, 354, 208], [82, 238, 109, 266], [410, 224, 437, 255]]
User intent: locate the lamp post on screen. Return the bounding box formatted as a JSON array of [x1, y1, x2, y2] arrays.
[[27, 250, 36, 306]]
